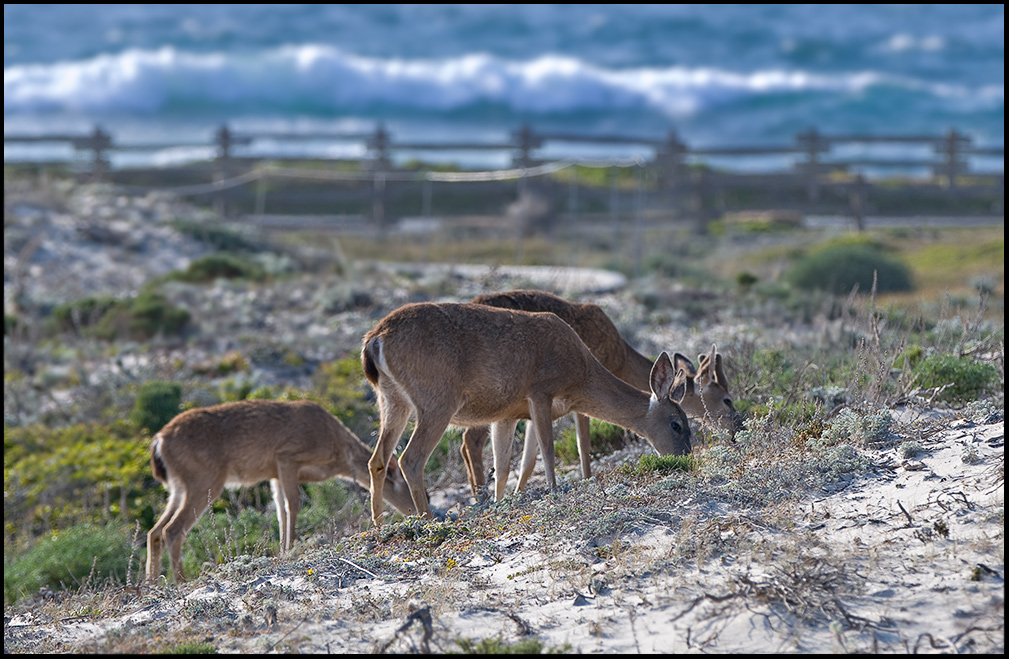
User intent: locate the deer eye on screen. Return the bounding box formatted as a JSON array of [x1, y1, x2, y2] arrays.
[[724, 398, 734, 408], [670, 419, 683, 434]]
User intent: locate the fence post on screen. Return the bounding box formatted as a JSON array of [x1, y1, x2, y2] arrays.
[[656, 130, 687, 190], [367, 124, 391, 232], [937, 128, 967, 189], [849, 173, 866, 232], [796, 127, 824, 203], [691, 169, 713, 234], [215, 124, 233, 218], [610, 166, 621, 242], [369, 123, 391, 170], [82, 125, 111, 182], [512, 124, 541, 168]]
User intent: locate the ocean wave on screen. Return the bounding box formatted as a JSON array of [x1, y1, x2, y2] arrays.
[[4, 45, 1003, 119]]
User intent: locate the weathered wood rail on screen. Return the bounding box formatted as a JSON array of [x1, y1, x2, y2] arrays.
[[4, 123, 1004, 232]]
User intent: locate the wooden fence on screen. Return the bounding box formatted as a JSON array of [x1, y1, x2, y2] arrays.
[[4, 123, 1004, 232]]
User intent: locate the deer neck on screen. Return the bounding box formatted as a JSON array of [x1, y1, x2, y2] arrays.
[[569, 363, 654, 436], [615, 343, 656, 392], [338, 431, 375, 490]]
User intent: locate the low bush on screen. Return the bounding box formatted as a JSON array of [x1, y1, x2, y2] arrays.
[[172, 219, 264, 253], [4, 523, 136, 605], [4, 421, 153, 543], [911, 353, 1000, 403], [131, 381, 183, 434], [168, 253, 266, 283], [50, 291, 190, 341], [787, 243, 913, 295]]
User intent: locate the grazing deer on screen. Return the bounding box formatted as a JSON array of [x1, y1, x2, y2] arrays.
[[461, 290, 741, 495], [362, 302, 691, 526], [146, 399, 415, 582]]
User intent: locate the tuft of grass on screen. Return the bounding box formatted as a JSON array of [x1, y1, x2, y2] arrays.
[[452, 636, 570, 654], [622, 453, 696, 476], [160, 641, 218, 654]]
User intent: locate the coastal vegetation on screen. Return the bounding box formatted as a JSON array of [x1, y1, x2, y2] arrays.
[[3, 170, 1003, 652]]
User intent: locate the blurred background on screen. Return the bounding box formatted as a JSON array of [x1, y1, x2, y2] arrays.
[[4, 4, 1004, 168]]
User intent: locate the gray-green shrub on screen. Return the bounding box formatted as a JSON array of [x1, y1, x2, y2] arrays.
[[131, 381, 182, 433], [911, 353, 1000, 403], [787, 243, 913, 295]]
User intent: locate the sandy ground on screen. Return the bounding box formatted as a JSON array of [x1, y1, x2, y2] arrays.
[[6, 414, 1002, 654]]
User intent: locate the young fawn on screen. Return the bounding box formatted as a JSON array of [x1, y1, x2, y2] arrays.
[[146, 399, 415, 582]]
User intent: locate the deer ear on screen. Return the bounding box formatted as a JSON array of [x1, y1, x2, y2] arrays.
[[650, 351, 677, 399], [670, 367, 692, 401], [697, 344, 718, 385], [713, 353, 730, 392], [672, 352, 697, 377]]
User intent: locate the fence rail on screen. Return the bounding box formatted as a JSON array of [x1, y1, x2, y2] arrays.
[[4, 123, 1004, 232]]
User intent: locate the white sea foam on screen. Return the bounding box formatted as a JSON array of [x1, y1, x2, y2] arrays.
[[6, 45, 999, 120]]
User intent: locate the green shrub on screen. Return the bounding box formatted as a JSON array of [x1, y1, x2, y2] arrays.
[[787, 243, 913, 295], [169, 253, 266, 283], [4, 421, 152, 542], [312, 353, 379, 440], [114, 290, 191, 339], [172, 219, 263, 253], [736, 271, 759, 290], [49, 296, 120, 334], [299, 479, 361, 535], [132, 381, 182, 433], [51, 291, 190, 340], [911, 353, 1000, 403], [4, 523, 135, 605]]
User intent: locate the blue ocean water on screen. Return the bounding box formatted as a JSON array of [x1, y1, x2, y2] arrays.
[[3, 4, 1004, 170]]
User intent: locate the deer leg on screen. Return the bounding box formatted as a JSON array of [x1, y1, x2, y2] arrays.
[[398, 405, 456, 518], [461, 425, 490, 495], [270, 479, 289, 552], [515, 421, 540, 492], [272, 464, 302, 553], [164, 484, 221, 582], [490, 419, 519, 501], [574, 413, 593, 479], [527, 396, 557, 491], [147, 484, 184, 582], [368, 389, 412, 526]]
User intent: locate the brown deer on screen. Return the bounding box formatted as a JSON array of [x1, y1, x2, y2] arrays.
[[461, 290, 741, 494], [146, 399, 415, 582], [362, 302, 691, 526]]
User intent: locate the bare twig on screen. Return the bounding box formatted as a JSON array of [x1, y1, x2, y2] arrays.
[[896, 500, 913, 526], [338, 557, 381, 580]]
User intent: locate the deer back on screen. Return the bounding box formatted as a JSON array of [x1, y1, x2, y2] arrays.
[[470, 289, 636, 379], [363, 302, 599, 425], [152, 400, 347, 487]]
